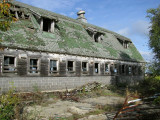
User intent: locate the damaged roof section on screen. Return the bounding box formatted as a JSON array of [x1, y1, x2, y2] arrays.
[[0, 0, 144, 62]]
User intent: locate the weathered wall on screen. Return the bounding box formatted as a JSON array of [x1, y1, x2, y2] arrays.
[[0, 76, 144, 93], [0, 48, 145, 93], [0, 76, 113, 93]]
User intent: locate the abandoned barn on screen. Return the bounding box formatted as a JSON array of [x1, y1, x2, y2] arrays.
[[0, 0, 145, 92]]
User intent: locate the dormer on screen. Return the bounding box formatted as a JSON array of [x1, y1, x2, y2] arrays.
[[117, 38, 131, 49], [40, 17, 55, 32], [86, 27, 104, 43]]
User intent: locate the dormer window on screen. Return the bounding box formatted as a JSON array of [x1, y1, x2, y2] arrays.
[[40, 18, 55, 32], [86, 27, 104, 43], [124, 41, 129, 49], [117, 38, 130, 49]]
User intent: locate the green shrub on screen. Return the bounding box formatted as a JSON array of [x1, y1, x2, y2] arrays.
[[154, 96, 160, 105], [138, 76, 160, 95], [0, 89, 19, 120]]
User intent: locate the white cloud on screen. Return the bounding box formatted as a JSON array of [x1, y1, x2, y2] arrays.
[[117, 27, 130, 36], [132, 20, 150, 36], [117, 20, 150, 37]]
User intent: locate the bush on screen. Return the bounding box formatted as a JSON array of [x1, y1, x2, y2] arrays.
[[154, 96, 160, 105], [0, 89, 19, 120], [138, 76, 160, 96]]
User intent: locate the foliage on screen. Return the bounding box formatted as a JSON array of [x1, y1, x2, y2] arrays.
[[147, 5, 160, 62], [0, 87, 19, 120], [146, 61, 160, 76], [0, 0, 16, 31], [138, 76, 160, 96], [153, 96, 160, 105]]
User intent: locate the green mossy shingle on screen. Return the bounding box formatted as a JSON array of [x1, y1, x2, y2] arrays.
[[0, 0, 145, 62]]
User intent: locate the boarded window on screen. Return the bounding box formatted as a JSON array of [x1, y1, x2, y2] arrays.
[[105, 63, 109, 72], [68, 61, 74, 71], [95, 63, 99, 73], [82, 62, 88, 72], [3, 56, 16, 72], [30, 59, 38, 73], [50, 60, 57, 73]]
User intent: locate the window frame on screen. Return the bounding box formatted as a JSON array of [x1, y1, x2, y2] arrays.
[[104, 63, 110, 74], [40, 17, 55, 33], [28, 58, 40, 74], [94, 62, 100, 74], [49, 59, 59, 74], [81, 61, 89, 74], [128, 66, 132, 75], [67, 60, 75, 72], [3, 55, 17, 73]]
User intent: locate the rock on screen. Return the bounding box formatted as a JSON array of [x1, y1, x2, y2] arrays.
[[68, 106, 90, 115], [78, 114, 107, 120]]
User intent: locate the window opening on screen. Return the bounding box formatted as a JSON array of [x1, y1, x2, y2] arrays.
[[95, 63, 99, 73], [129, 66, 132, 74], [86, 28, 104, 43], [117, 38, 130, 49], [122, 65, 125, 74], [30, 59, 38, 73], [82, 62, 87, 72], [43, 18, 52, 32], [50, 60, 57, 73], [114, 64, 118, 74], [3, 56, 15, 72], [105, 63, 109, 72], [68, 61, 74, 71]]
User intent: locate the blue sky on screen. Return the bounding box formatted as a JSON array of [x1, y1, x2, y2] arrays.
[[17, 0, 160, 62]]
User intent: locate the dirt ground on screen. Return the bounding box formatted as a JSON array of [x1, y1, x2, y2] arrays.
[[24, 95, 124, 120]]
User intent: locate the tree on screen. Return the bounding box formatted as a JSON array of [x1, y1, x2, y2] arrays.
[[147, 5, 160, 62], [0, 0, 15, 31]]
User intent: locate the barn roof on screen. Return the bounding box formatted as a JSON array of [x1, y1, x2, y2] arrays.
[[0, 0, 145, 62]]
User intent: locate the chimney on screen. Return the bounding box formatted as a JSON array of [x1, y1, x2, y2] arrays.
[[77, 10, 87, 23]]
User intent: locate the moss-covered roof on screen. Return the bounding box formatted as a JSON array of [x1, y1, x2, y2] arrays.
[[0, 0, 145, 62]]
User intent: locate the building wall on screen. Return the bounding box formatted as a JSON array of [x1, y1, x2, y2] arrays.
[[0, 48, 145, 93], [0, 76, 143, 93]]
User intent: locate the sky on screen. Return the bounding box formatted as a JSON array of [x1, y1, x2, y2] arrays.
[[16, 0, 160, 62]]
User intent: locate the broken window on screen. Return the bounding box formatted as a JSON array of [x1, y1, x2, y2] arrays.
[[138, 66, 143, 75], [94, 63, 99, 73], [86, 28, 104, 43], [129, 66, 132, 75], [122, 65, 125, 74], [30, 59, 39, 73], [43, 18, 52, 32], [68, 61, 74, 71], [105, 63, 109, 72], [124, 42, 129, 49], [114, 64, 118, 74], [40, 17, 55, 32], [50, 60, 58, 73], [117, 38, 130, 49], [82, 62, 88, 72], [3, 56, 16, 72]]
